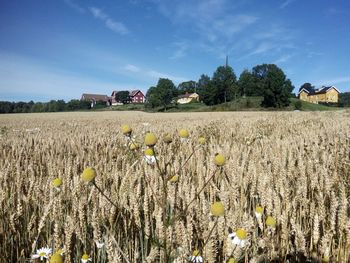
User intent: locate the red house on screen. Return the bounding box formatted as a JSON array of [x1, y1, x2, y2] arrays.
[[129, 90, 145, 103], [81, 93, 112, 107], [111, 90, 145, 104]]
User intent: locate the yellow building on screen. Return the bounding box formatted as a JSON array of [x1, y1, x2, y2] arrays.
[[298, 86, 339, 104], [177, 93, 200, 104]]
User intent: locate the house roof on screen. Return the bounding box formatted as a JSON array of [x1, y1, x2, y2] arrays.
[[298, 86, 314, 94], [111, 90, 144, 97], [314, 86, 340, 94], [178, 92, 198, 99], [298, 86, 340, 96], [81, 93, 110, 101], [129, 90, 144, 97]]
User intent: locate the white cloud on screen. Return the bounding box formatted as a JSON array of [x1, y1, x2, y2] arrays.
[[280, 0, 296, 9], [146, 70, 187, 83], [273, 54, 293, 64], [105, 19, 128, 34], [212, 15, 258, 37], [315, 76, 350, 86], [122, 63, 187, 83], [307, 51, 323, 58], [89, 7, 108, 19], [124, 64, 140, 72], [88, 7, 129, 35], [249, 42, 275, 55], [169, 42, 188, 60], [153, 0, 258, 42], [64, 0, 85, 13]]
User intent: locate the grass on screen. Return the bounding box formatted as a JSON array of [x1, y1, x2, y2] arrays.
[[289, 98, 341, 111], [93, 97, 342, 113], [99, 103, 146, 111]]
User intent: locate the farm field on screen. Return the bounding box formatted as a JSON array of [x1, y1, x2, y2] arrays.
[[1, 111, 350, 263]]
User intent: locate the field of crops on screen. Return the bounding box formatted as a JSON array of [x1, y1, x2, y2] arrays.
[[1, 111, 350, 263]]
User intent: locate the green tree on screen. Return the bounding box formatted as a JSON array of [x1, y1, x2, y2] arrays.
[[252, 64, 293, 107], [115, 91, 131, 104], [66, 99, 90, 111], [31, 102, 46, 112], [294, 100, 302, 110], [177, 80, 197, 94], [339, 92, 350, 107], [146, 78, 176, 110], [48, 100, 59, 112], [211, 65, 238, 104], [145, 86, 159, 108], [238, 69, 261, 96], [0, 102, 14, 113], [197, 74, 215, 105], [56, 100, 66, 111]]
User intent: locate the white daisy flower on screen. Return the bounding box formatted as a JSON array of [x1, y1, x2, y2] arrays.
[[189, 250, 203, 263], [255, 206, 264, 220], [31, 247, 52, 261], [95, 240, 105, 249], [255, 212, 262, 219], [228, 229, 248, 248], [81, 253, 92, 263], [180, 137, 190, 143], [144, 155, 156, 165]]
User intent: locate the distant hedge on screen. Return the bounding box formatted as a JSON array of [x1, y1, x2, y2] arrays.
[[0, 99, 98, 114]]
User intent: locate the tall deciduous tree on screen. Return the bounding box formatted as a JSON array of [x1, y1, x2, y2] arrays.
[[211, 65, 238, 104], [177, 80, 197, 94], [197, 74, 215, 105], [146, 78, 176, 110], [115, 91, 131, 104], [238, 69, 262, 96], [252, 64, 293, 107], [339, 92, 350, 107]]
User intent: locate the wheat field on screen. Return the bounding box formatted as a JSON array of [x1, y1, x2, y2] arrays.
[[0, 111, 350, 263]]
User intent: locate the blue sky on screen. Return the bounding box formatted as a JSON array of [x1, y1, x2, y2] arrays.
[[1, 0, 349, 102]]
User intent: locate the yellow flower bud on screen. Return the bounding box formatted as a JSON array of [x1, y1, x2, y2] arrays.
[[198, 137, 206, 145], [129, 142, 139, 150], [178, 129, 189, 138], [214, 154, 225, 166], [210, 201, 225, 216], [169, 175, 178, 183], [236, 228, 247, 240], [266, 216, 276, 227], [50, 253, 63, 263], [163, 134, 173, 143], [52, 178, 62, 187], [255, 206, 264, 214], [144, 133, 157, 146], [144, 148, 154, 156], [121, 124, 132, 135], [81, 253, 90, 260], [81, 167, 97, 183]]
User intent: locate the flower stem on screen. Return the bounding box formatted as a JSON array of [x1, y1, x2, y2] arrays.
[[92, 181, 118, 209], [182, 167, 218, 214], [203, 219, 218, 249], [176, 145, 199, 174]]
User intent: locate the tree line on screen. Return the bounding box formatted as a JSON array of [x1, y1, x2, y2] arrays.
[[0, 99, 94, 114], [146, 63, 295, 109]]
